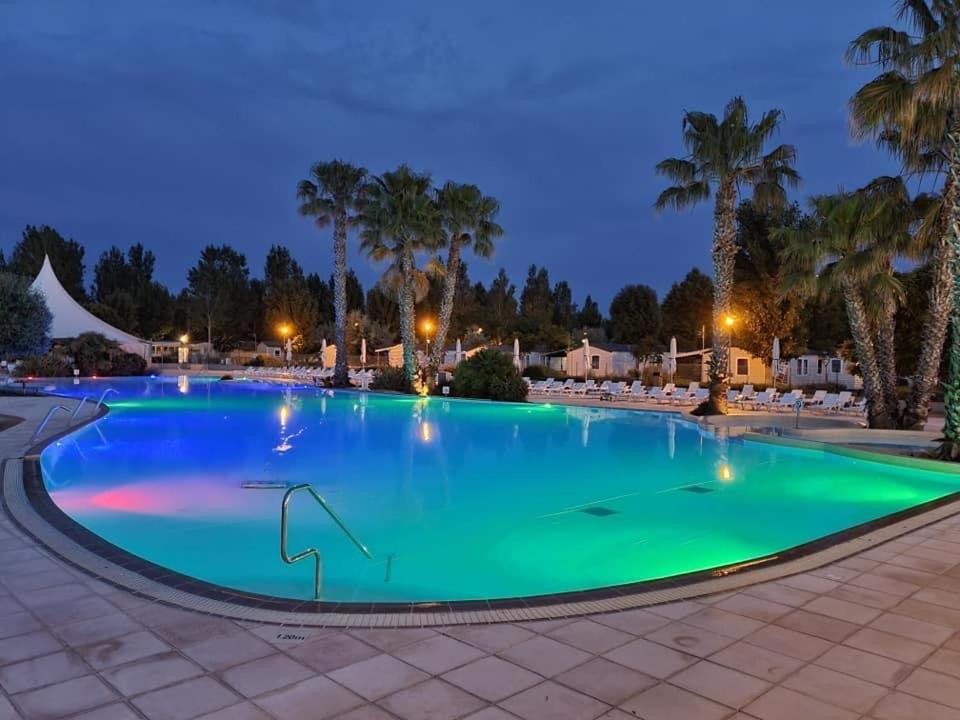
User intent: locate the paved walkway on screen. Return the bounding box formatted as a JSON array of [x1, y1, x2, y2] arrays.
[[2, 396, 960, 718]]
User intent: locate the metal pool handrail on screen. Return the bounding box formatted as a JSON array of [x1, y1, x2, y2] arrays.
[[280, 483, 372, 599], [94, 388, 118, 410], [32, 405, 72, 441], [69, 396, 90, 420]]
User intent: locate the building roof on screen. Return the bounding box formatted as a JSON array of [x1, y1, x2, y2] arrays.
[[31, 256, 148, 348]]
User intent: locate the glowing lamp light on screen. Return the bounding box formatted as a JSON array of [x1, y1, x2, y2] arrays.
[[720, 464, 733, 482], [421, 319, 434, 335], [420, 421, 433, 443], [279, 405, 289, 426], [278, 323, 292, 338], [179, 334, 189, 344], [724, 315, 735, 328]]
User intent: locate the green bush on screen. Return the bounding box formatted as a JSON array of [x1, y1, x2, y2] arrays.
[[109, 352, 147, 376], [452, 349, 528, 402], [522, 364, 564, 381], [371, 366, 411, 393], [0, 272, 52, 360], [13, 354, 73, 378]]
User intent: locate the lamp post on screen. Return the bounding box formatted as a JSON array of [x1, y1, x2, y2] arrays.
[[178, 334, 189, 365], [421, 318, 434, 359], [724, 314, 735, 380], [278, 324, 293, 364]]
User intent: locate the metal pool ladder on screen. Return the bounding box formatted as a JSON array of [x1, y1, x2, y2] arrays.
[[280, 483, 372, 599]]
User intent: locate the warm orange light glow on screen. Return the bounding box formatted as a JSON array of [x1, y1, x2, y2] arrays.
[[421, 319, 434, 335], [420, 421, 433, 443], [279, 405, 289, 426], [724, 315, 735, 328], [278, 324, 292, 338], [179, 333, 189, 344]]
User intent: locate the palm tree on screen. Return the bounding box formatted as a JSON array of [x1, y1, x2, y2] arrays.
[[359, 165, 441, 386], [429, 182, 504, 370], [655, 97, 799, 413], [296, 160, 368, 387], [779, 185, 910, 429]]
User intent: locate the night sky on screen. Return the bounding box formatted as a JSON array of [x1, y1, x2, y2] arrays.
[[0, 1, 898, 308]]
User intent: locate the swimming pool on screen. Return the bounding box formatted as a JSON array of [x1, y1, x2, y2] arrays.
[[36, 376, 960, 604]]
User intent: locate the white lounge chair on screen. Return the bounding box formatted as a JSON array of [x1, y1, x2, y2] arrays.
[[547, 379, 575, 395], [805, 389, 827, 407], [626, 381, 648, 401], [842, 397, 867, 416], [750, 390, 775, 410], [814, 393, 840, 413]]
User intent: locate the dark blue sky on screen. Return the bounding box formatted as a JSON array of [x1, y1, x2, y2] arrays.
[[0, 1, 897, 309]]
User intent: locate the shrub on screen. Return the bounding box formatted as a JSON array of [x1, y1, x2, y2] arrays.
[[522, 364, 563, 381], [13, 354, 73, 378], [451, 349, 528, 402], [371, 366, 411, 392], [108, 352, 147, 376], [0, 272, 52, 360]]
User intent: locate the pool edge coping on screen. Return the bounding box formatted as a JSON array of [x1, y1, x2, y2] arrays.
[[6, 424, 960, 626]]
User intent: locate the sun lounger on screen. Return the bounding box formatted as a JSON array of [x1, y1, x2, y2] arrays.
[[804, 389, 827, 406], [626, 382, 648, 401]]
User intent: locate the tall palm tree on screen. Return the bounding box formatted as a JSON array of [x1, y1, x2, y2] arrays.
[[655, 97, 799, 413], [359, 165, 441, 386], [429, 182, 504, 370], [779, 186, 908, 428], [846, 1, 960, 451], [296, 160, 368, 387]]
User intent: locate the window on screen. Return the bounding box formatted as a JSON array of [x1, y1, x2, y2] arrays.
[[816, 358, 824, 375], [798, 358, 809, 375], [830, 358, 842, 374], [736, 358, 748, 375], [591, 355, 600, 370]]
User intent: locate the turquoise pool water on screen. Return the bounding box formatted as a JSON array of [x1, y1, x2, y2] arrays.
[[38, 376, 960, 603]]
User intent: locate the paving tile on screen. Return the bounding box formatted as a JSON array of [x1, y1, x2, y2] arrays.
[[0, 649, 88, 694], [603, 638, 697, 679], [32, 594, 118, 627], [70, 701, 141, 720], [554, 656, 656, 706], [829, 584, 904, 611], [256, 676, 363, 720], [897, 667, 960, 709], [392, 634, 487, 675], [592, 608, 670, 636], [646, 601, 703, 620], [463, 709, 521, 720], [781, 663, 887, 713], [715, 593, 792, 622], [802, 595, 882, 625], [12, 675, 116, 719], [744, 686, 858, 720], [442, 656, 541, 702], [288, 633, 379, 673], [869, 611, 955, 645], [870, 691, 959, 720], [924, 647, 960, 679], [221, 652, 315, 698], [644, 621, 734, 658], [670, 660, 771, 709], [56, 612, 143, 647], [196, 702, 272, 720], [743, 624, 832, 661], [681, 607, 764, 639], [710, 641, 804, 682], [500, 680, 609, 720], [777, 573, 840, 594], [774, 609, 859, 642], [913, 588, 960, 612], [0, 612, 41, 641], [133, 676, 239, 720], [849, 572, 921, 598], [815, 645, 911, 687], [844, 627, 935, 664], [811, 563, 861, 583], [894, 598, 960, 629], [101, 651, 203, 696], [500, 636, 591, 677], [0, 630, 60, 665], [79, 629, 170, 669], [379, 679, 485, 720], [334, 706, 401, 720], [348, 628, 435, 653], [742, 582, 815, 608], [547, 620, 632, 654], [619, 682, 729, 720], [443, 624, 535, 653], [179, 629, 274, 671], [329, 654, 428, 701]]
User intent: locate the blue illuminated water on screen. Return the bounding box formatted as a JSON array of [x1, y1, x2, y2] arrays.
[[37, 376, 960, 602]]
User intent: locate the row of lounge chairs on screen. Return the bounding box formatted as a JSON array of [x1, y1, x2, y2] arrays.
[[527, 378, 866, 415], [244, 366, 376, 387]]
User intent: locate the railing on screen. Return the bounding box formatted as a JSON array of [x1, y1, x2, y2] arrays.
[[280, 483, 372, 599], [32, 405, 72, 441], [94, 388, 118, 410], [69, 396, 90, 420]]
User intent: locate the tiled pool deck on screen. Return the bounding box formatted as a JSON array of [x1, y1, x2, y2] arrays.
[[2, 396, 960, 718]]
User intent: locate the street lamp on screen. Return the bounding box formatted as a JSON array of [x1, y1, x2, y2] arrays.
[[178, 334, 189, 365], [724, 314, 735, 379], [421, 318, 434, 357], [278, 324, 293, 363]]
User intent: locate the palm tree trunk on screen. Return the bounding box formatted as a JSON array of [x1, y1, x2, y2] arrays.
[[701, 179, 736, 415], [842, 279, 892, 428], [398, 243, 418, 387], [877, 289, 900, 424], [904, 175, 955, 430], [430, 242, 461, 370], [939, 128, 960, 458], [332, 212, 349, 387]]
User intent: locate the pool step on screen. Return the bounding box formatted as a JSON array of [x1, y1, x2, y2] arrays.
[[241, 481, 288, 490]]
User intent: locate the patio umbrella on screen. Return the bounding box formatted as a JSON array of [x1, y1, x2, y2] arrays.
[[668, 336, 678, 380], [582, 337, 590, 377], [772, 336, 780, 385], [285, 338, 292, 363], [513, 337, 521, 371], [320, 338, 327, 369], [360, 337, 367, 366], [456, 338, 463, 365]]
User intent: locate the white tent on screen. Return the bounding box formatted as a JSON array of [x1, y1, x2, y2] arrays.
[[30, 256, 151, 359]]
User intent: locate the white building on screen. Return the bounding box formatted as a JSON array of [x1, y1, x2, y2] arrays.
[[785, 352, 862, 390], [551, 342, 638, 378]]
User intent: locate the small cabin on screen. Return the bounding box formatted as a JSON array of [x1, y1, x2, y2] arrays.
[[785, 353, 862, 390]]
